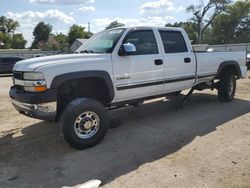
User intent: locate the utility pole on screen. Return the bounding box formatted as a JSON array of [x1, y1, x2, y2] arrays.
[[88, 22, 90, 34]]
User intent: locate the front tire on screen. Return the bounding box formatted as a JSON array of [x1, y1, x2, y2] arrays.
[[217, 71, 236, 102], [59, 98, 109, 150]]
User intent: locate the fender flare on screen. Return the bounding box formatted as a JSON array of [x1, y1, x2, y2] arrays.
[[50, 70, 114, 102], [215, 61, 241, 79]]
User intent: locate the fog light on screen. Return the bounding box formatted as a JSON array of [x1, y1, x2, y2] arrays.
[[36, 102, 56, 113]]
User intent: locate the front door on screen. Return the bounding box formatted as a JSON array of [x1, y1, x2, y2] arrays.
[[112, 29, 165, 102]]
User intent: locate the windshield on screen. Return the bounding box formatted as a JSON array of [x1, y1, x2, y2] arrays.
[[77, 28, 126, 54]]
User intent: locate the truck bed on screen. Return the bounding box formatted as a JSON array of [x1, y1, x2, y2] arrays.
[[195, 51, 247, 85]]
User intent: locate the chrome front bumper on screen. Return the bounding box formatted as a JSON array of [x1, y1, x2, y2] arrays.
[[11, 99, 57, 121]]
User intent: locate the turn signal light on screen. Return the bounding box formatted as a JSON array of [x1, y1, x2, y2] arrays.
[[24, 85, 47, 92], [34, 86, 47, 92]]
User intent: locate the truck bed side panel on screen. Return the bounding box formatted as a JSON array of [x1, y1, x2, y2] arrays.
[[195, 51, 247, 85]]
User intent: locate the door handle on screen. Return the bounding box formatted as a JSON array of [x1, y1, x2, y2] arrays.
[[154, 59, 163, 65], [184, 57, 191, 63]]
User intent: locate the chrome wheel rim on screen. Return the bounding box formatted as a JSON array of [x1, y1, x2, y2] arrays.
[[228, 78, 234, 96], [74, 111, 100, 139]]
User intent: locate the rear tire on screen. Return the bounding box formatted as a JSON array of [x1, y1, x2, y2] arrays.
[[59, 98, 109, 150], [217, 71, 236, 102]]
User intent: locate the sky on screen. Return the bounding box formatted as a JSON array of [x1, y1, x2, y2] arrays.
[[0, 0, 200, 46]]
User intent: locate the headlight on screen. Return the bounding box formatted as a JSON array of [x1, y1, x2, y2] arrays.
[[23, 80, 47, 92], [23, 72, 47, 92], [14, 72, 47, 92], [23, 72, 44, 80]]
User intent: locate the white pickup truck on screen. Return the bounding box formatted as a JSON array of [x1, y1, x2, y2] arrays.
[[10, 27, 247, 149]]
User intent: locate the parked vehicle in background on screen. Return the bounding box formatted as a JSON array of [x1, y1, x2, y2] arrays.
[[9, 27, 248, 150], [33, 54, 46, 58], [247, 53, 250, 70], [0, 57, 25, 74]]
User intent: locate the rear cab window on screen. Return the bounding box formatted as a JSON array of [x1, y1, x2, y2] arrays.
[[159, 30, 188, 53]]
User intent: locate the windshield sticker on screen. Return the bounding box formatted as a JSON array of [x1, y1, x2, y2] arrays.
[[109, 30, 123, 34]]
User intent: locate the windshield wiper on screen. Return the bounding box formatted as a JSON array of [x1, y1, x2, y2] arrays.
[[80, 50, 94, 54]]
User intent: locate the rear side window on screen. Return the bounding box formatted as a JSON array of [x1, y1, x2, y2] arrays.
[[159, 30, 188, 53], [123, 30, 158, 55]]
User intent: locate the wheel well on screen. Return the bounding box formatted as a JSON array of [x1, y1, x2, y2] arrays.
[[57, 77, 112, 113], [215, 64, 241, 79]]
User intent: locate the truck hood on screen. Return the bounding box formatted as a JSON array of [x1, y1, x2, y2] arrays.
[[13, 53, 109, 72]]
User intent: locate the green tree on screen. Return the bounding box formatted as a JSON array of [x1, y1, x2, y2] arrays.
[[105, 21, 125, 30], [32, 22, 52, 49], [0, 16, 27, 49], [210, 0, 250, 44], [0, 32, 12, 49], [54, 33, 68, 51], [0, 16, 19, 33], [11, 33, 27, 49], [187, 0, 231, 43], [37, 33, 70, 51], [201, 27, 213, 44], [68, 24, 87, 46], [39, 36, 59, 51]]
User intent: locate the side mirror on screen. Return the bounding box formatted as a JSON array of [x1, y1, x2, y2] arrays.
[[118, 43, 136, 56]]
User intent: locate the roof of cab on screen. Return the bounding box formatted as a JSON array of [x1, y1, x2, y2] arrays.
[[107, 26, 184, 32]]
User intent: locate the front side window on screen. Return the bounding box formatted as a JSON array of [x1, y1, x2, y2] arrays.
[[123, 30, 158, 55], [77, 29, 125, 54], [159, 30, 188, 53]]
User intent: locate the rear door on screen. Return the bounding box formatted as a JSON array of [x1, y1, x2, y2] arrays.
[[112, 29, 165, 101], [158, 29, 195, 92]]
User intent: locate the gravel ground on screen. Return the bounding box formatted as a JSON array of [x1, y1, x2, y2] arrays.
[[0, 72, 249, 188]]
